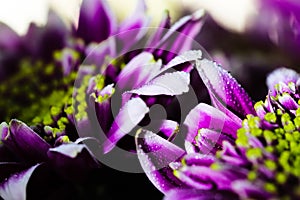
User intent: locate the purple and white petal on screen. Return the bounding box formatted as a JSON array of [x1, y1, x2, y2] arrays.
[[127, 71, 190, 96], [116, 52, 161, 90], [162, 50, 202, 72], [266, 67, 300, 96], [84, 38, 117, 69], [232, 180, 272, 199], [48, 143, 98, 165], [118, 0, 150, 52], [136, 129, 187, 193], [47, 143, 99, 180], [103, 97, 149, 153], [174, 165, 234, 190], [278, 92, 299, 110], [1, 120, 50, 162], [181, 153, 216, 167], [146, 10, 171, 48], [196, 59, 255, 119], [141, 119, 179, 141], [194, 128, 235, 155], [183, 103, 241, 153], [90, 84, 115, 134], [0, 164, 40, 200], [219, 141, 249, 166], [152, 10, 205, 63], [158, 120, 179, 141]]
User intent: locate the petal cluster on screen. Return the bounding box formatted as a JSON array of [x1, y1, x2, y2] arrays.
[[0, 0, 207, 199], [136, 59, 300, 199]]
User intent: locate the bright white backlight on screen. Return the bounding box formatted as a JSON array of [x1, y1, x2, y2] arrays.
[[0, 0, 49, 35], [183, 0, 259, 33]]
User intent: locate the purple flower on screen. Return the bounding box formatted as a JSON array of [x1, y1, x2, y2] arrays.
[[0, 0, 149, 123], [73, 10, 206, 155], [0, 0, 206, 198], [253, 0, 300, 56], [0, 0, 205, 124], [135, 57, 300, 199], [78, 50, 206, 156], [193, 1, 300, 104], [0, 119, 99, 199]]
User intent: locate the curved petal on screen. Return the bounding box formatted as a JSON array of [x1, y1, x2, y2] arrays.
[[0, 22, 20, 51], [118, 0, 150, 52], [0, 163, 28, 183], [218, 141, 249, 166], [49, 143, 86, 158], [77, 0, 116, 43], [181, 153, 215, 167], [1, 120, 50, 162], [119, 0, 148, 31], [158, 120, 179, 141], [48, 143, 99, 179], [193, 128, 235, 155], [174, 165, 233, 190], [196, 59, 255, 120], [103, 97, 149, 153], [232, 180, 272, 199], [90, 83, 115, 134], [136, 129, 187, 194], [127, 71, 190, 96], [140, 119, 179, 141], [0, 164, 40, 200], [266, 67, 300, 96], [116, 52, 161, 90], [163, 50, 202, 72], [278, 92, 299, 110], [152, 9, 205, 63], [146, 10, 171, 48], [173, 155, 248, 193], [84, 38, 117, 69], [183, 103, 241, 153]]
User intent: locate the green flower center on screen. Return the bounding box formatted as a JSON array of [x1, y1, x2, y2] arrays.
[[0, 48, 81, 124], [0, 48, 83, 144], [236, 91, 300, 196]]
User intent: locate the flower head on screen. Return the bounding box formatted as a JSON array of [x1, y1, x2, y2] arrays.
[[72, 9, 206, 156], [0, 0, 207, 198], [135, 57, 300, 199]]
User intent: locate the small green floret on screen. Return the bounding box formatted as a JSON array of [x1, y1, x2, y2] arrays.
[[236, 128, 249, 147], [264, 112, 277, 123], [247, 171, 257, 181], [246, 148, 262, 160], [265, 159, 277, 171], [264, 183, 276, 193]]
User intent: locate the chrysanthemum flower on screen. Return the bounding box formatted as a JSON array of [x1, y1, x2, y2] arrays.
[[71, 5, 206, 156], [0, 0, 206, 199], [136, 57, 300, 199], [193, 0, 300, 104]]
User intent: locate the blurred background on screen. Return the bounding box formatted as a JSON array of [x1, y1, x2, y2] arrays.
[[1, 0, 299, 102], [0, 0, 185, 35]]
